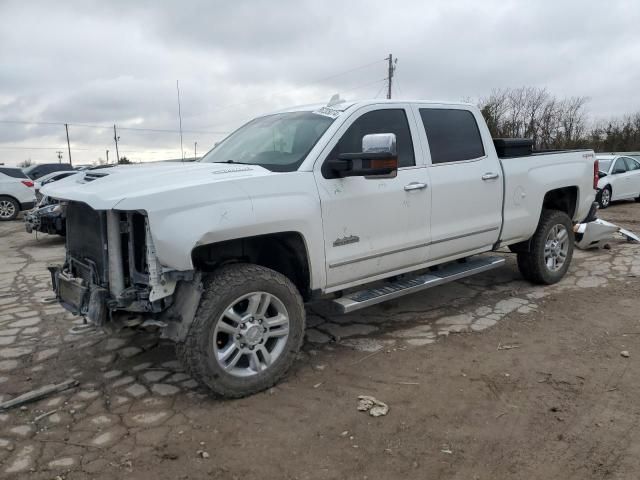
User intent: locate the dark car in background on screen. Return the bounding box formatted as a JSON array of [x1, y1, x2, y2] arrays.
[[22, 163, 75, 180]]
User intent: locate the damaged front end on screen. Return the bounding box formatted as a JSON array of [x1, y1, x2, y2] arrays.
[[25, 197, 66, 236], [48, 201, 200, 339]]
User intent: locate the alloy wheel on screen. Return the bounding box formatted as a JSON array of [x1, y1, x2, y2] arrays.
[[544, 224, 570, 272], [0, 200, 16, 219], [212, 291, 290, 377]]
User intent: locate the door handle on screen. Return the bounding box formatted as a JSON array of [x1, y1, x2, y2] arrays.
[[404, 182, 427, 191], [482, 172, 500, 181]]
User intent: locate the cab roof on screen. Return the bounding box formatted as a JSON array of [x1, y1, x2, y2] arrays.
[[275, 98, 476, 115]]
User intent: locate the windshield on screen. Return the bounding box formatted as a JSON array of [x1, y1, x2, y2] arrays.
[[598, 159, 612, 172], [200, 111, 334, 172]]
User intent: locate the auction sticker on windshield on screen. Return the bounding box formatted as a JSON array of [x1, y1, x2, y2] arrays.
[[313, 106, 342, 119]]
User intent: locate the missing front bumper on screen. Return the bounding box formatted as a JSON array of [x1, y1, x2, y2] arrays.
[[48, 265, 108, 325]]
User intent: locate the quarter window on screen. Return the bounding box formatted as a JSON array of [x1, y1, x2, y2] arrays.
[[419, 109, 485, 164], [326, 109, 415, 169]]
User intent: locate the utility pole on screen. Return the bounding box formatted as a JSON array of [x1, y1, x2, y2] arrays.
[[194, 141, 197, 160], [386, 53, 397, 99], [113, 125, 120, 164], [176, 80, 184, 162], [56, 151, 63, 163], [65, 123, 72, 166], [106, 149, 109, 164]]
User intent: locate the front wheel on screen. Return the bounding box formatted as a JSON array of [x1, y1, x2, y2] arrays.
[[598, 186, 612, 209], [177, 264, 305, 398], [517, 210, 574, 285]]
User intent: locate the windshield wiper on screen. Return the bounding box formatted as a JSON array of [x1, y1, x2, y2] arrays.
[[214, 159, 251, 165]]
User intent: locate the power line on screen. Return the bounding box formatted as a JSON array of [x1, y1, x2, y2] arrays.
[[0, 120, 228, 135], [0, 145, 91, 151], [374, 83, 387, 98], [394, 74, 404, 97], [0, 145, 198, 154], [0, 58, 388, 136], [340, 78, 388, 96], [199, 58, 388, 123]]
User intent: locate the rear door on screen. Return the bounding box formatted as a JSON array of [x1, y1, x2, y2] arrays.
[[411, 105, 503, 262]]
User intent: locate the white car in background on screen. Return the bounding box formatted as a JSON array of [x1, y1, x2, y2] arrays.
[[34, 170, 79, 201], [0, 167, 36, 221], [596, 154, 640, 208]]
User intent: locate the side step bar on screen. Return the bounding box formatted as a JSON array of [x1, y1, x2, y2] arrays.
[[331, 256, 506, 314]]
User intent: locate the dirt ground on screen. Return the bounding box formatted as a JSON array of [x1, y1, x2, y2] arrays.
[[1, 201, 639, 480]]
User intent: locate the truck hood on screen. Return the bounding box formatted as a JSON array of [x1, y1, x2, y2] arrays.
[[41, 162, 271, 210]]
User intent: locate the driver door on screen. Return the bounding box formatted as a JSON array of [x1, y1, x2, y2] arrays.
[[313, 105, 431, 290]]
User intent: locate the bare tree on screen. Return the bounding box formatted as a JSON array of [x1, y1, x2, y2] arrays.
[[17, 159, 33, 168], [558, 96, 589, 148], [478, 89, 509, 137], [477, 87, 595, 150]]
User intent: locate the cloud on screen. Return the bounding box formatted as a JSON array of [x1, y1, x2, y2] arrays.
[[1, 0, 639, 165]]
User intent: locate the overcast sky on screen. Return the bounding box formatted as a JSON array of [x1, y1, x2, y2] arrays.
[[1, 0, 638, 166]]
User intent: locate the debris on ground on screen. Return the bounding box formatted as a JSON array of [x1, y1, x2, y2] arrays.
[[574, 219, 640, 250], [33, 409, 58, 422], [621, 350, 630, 358], [0, 379, 79, 411], [197, 450, 210, 459], [357, 395, 389, 417], [497, 343, 521, 351]]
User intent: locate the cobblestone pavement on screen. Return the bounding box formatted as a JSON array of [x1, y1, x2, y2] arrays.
[[0, 209, 639, 478]]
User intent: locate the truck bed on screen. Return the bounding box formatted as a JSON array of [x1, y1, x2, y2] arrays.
[[498, 149, 596, 246]]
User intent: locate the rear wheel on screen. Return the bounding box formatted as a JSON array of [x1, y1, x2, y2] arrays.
[[517, 210, 574, 285], [0, 196, 19, 221], [598, 185, 611, 209], [177, 264, 305, 398]]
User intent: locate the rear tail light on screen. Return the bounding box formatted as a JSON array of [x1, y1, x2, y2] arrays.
[[21, 180, 34, 188], [593, 160, 599, 190]]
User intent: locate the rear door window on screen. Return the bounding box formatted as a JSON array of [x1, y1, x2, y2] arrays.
[[623, 157, 640, 171], [418, 108, 485, 164], [613, 158, 628, 173], [0, 167, 28, 179]]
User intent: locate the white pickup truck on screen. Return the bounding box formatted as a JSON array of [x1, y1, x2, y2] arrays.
[[44, 99, 598, 397]]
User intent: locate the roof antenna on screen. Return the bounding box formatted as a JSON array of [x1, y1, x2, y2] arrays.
[[327, 93, 343, 107]]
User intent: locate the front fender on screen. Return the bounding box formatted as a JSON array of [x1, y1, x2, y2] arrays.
[[128, 173, 326, 291]]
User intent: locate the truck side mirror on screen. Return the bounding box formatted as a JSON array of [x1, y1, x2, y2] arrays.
[[327, 133, 398, 178]]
